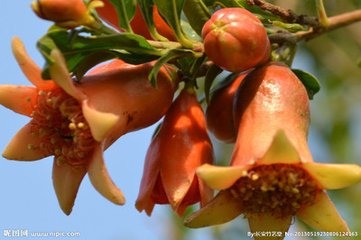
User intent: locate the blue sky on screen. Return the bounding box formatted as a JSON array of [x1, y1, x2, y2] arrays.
[[0, 2, 179, 239], [1, 1, 358, 240]]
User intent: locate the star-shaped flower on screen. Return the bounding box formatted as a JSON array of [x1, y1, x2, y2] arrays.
[[185, 131, 361, 235], [0, 37, 176, 214]]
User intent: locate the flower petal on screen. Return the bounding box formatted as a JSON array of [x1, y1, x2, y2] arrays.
[[135, 139, 162, 216], [258, 130, 301, 165], [52, 160, 87, 215], [297, 191, 349, 232], [0, 85, 37, 116], [184, 190, 243, 228], [196, 164, 248, 190], [248, 213, 291, 240], [303, 162, 361, 189], [12, 37, 56, 90], [2, 123, 51, 161], [81, 101, 119, 142], [48, 49, 85, 100], [87, 145, 125, 205]]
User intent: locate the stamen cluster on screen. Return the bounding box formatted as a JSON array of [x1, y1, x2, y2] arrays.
[[30, 88, 95, 166], [230, 164, 321, 218]]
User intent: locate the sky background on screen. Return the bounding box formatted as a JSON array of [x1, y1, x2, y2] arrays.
[[0, 1, 355, 240], [0, 2, 178, 240]]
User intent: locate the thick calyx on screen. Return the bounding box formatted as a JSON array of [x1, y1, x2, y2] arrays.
[[229, 164, 321, 218], [30, 88, 95, 166]]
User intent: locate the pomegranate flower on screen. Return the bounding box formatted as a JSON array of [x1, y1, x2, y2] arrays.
[[1, 38, 176, 215], [184, 63, 361, 235], [136, 89, 213, 216]]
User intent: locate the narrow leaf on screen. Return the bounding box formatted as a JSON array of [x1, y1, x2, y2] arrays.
[[149, 49, 196, 86], [109, 0, 136, 32], [204, 64, 222, 103]]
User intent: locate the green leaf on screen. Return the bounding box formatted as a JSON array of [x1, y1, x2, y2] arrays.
[[37, 28, 161, 79], [154, 0, 194, 47], [138, 0, 168, 41], [149, 49, 196, 86], [204, 64, 223, 103], [108, 0, 136, 32], [183, 0, 210, 36], [292, 69, 321, 100]]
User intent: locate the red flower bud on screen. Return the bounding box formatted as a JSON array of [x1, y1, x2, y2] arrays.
[[31, 0, 99, 28], [136, 89, 214, 216], [202, 8, 270, 72]]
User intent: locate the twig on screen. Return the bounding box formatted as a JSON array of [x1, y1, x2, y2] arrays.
[[246, 0, 319, 27], [296, 9, 361, 41]]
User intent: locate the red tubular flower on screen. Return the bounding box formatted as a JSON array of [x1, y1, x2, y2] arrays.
[[31, 0, 102, 28], [185, 62, 361, 236], [206, 72, 248, 143], [136, 89, 214, 216], [0, 38, 177, 215], [95, 1, 176, 41]]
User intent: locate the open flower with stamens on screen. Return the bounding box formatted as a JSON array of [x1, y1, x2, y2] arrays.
[[0, 37, 177, 215], [184, 62, 361, 237]]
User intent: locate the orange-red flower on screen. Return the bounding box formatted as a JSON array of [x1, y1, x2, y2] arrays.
[[185, 63, 361, 236], [206, 72, 247, 143], [95, 1, 176, 40], [136, 89, 213, 216], [31, 0, 103, 28], [0, 37, 177, 215]]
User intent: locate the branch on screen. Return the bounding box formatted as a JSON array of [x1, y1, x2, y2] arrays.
[[246, 0, 319, 27], [296, 9, 361, 41]]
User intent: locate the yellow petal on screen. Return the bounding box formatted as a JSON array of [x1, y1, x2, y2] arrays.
[[0, 85, 37, 116], [303, 162, 361, 189], [2, 123, 51, 161], [297, 191, 349, 232], [184, 190, 243, 228], [248, 213, 291, 240], [52, 160, 87, 215], [11, 37, 56, 90], [196, 164, 248, 190], [259, 130, 301, 165], [87, 145, 125, 205], [82, 101, 119, 142], [48, 49, 85, 100]]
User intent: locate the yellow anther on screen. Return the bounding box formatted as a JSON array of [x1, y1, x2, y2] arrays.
[[77, 122, 85, 129], [54, 148, 62, 155], [251, 174, 259, 181], [292, 187, 300, 194], [241, 170, 248, 177], [38, 90, 46, 96], [46, 98, 53, 104], [69, 122, 77, 130]]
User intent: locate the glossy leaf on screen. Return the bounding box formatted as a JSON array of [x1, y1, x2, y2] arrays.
[[204, 64, 222, 103], [108, 0, 136, 32], [183, 0, 210, 36], [292, 69, 321, 100], [37, 29, 160, 79], [148, 49, 196, 86]]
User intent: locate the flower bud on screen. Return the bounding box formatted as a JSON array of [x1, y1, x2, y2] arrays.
[[31, 0, 102, 28]]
